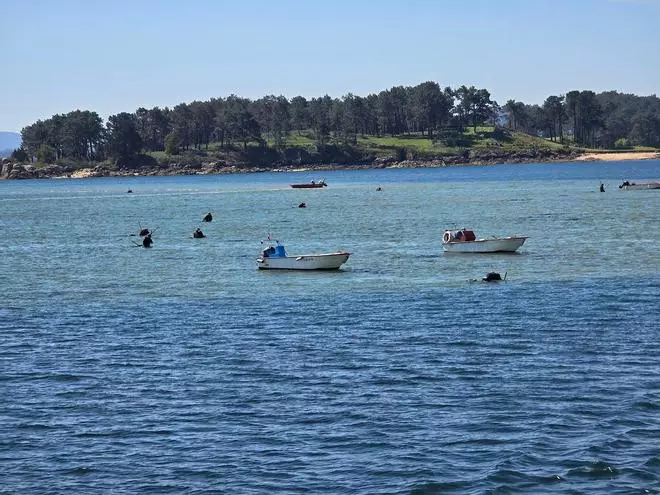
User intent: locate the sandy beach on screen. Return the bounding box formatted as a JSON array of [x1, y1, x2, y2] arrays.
[[575, 151, 660, 161]]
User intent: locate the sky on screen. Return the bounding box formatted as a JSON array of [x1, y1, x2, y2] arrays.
[[1, 0, 659, 133]]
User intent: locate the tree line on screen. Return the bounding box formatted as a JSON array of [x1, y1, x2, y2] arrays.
[[16, 82, 660, 164], [504, 90, 660, 149]]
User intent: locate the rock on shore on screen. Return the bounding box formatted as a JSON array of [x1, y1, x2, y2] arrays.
[[1, 159, 72, 179]]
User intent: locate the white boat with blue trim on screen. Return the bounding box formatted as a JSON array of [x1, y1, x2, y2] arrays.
[[257, 240, 351, 270], [442, 229, 527, 253]]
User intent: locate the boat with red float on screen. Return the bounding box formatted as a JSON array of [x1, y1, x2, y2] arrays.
[[442, 228, 528, 253]]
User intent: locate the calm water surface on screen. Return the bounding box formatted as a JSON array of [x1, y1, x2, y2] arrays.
[[1, 161, 659, 494]]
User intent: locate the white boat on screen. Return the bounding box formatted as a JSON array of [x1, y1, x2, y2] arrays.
[[290, 178, 327, 189], [257, 241, 351, 270], [442, 229, 527, 253], [619, 180, 660, 190]]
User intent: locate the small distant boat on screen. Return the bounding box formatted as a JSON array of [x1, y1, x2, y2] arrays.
[[442, 229, 527, 253], [619, 180, 660, 190], [290, 178, 327, 189], [257, 241, 350, 270]]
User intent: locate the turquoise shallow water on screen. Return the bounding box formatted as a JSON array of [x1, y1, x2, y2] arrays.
[[1, 160, 659, 494]]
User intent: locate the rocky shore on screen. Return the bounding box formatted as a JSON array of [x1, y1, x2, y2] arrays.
[[3, 148, 657, 180]]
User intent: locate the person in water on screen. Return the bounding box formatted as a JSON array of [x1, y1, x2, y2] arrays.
[[600, 183, 605, 192], [298, 202, 306, 208], [193, 228, 205, 238], [142, 234, 153, 248], [203, 212, 212, 222]]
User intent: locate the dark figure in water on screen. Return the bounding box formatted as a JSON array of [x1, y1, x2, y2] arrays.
[[139, 228, 150, 237], [298, 202, 306, 208], [482, 272, 502, 282], [142, 234, 153, 248], [376, 186, 382, 191], [600, 183, 605, 192], [203, 212, 213, 222], [193, 228, 206, 238], [127, 189, 133, 193]]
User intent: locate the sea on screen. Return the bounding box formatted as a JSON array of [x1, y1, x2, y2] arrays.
[[1, 160, 659, 494]]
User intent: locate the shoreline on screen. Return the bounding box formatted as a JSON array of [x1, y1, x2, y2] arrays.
[[61, 151, 660, 179], [2, 151, 659, 180]]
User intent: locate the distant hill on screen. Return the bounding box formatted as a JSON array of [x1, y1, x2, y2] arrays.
[[0, 132, 21, 157]]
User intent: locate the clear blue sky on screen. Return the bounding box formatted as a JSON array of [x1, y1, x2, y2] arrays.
[[1, 0, 659, 132]]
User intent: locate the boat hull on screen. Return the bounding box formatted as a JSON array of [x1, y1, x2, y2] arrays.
[[443, 237, 527, 253], [620, 182, 660, 190], [290, 183, 326, 189], [257, 252, 350, 270]]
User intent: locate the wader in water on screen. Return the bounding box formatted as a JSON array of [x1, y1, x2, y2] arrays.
[[142, 234, 153, 248]]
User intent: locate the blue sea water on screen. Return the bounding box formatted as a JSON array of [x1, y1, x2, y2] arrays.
[[1, 160, 659, 494]]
